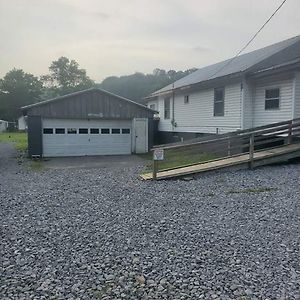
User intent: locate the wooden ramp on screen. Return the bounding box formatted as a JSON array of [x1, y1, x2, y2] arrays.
[[140, 143, 300, 180]]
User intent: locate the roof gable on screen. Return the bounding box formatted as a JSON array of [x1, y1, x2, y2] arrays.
[[22, 88, 156, 119], [22, 88, 155, 112]]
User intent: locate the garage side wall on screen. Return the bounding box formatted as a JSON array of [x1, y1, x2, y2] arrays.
[[27, 116, 42, 157]]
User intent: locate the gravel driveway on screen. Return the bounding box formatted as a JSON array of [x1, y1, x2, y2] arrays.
[[1, 144, 300, 300]]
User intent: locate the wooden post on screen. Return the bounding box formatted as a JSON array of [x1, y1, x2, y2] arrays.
[[227, 138, 231, 156], [249, 133, 254, 170], [152, 148, 164, 181], [287, 121, 292, 144], [153, 159, 158, 180]]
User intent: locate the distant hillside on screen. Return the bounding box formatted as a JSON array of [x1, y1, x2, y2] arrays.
[[98, 68, 197, 103]]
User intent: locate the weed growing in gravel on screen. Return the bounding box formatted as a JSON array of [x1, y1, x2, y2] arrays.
[[29, 160, 44, 171], [206, 192, 215, 197], [227, 187, 277, 194]]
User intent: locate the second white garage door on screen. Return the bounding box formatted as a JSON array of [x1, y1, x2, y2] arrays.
[[42, 118, 132, 157]]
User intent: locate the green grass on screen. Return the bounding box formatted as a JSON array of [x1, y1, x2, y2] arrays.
[[0, 131, 45, 171], [0, 132, 27, 151], [227, 187, 277, 194], [29, 160, 44, 171], [139, 148, 217, 172]]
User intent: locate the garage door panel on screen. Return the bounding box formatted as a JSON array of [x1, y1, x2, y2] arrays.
[[42, 118, 132, 157]]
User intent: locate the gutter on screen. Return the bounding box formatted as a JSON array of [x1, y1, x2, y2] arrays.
[[172, 83, 175, 131], [249, 58, 300, 77]]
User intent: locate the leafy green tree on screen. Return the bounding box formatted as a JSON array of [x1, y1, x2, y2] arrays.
[[0, 69, 43, 121], [99, 68, 197, 102], [41, 57, 95, 97]]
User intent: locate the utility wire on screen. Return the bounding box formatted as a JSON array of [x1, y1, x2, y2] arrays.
[[208, 0, 288, 79]]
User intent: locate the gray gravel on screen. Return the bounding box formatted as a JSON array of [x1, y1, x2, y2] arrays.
[[1, 148, 300, 299]]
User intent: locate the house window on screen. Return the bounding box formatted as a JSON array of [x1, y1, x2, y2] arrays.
[[149, 104, 155, 110], [164, 97, 171, 119], [112, 128, 120, 134], [122, 128, 130, 134], [79, 128, 88, 134], [55, 128, 65, 134], [43, 128, 53, 134], [67, 128, 77, 134], [265, 88, 280, 110], [214, 87, 225, 116], [101, 128, 110, 134], [90, 128, 99, 134], [184, 95, 189, 104]]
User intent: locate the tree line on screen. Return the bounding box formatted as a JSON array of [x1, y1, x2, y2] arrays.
[[0, 57, 196, 121]]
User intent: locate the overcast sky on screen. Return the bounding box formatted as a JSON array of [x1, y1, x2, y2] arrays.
[[0, 0, 299, 82]]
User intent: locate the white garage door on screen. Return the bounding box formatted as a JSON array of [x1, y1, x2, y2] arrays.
[[42, 118, 132, 157]]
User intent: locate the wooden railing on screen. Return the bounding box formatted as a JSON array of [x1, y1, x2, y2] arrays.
[[151, 118, 300, 179]]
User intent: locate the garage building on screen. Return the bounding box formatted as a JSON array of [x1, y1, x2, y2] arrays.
[[22, 88, 157, 157]]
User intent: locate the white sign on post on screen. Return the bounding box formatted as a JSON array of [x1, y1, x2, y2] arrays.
[[153, 149, 164, 161]]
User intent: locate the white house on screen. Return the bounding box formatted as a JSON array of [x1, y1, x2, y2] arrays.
[[145, 35, 300, 143], [0, 120, 8, 132], [18, 116, 27, 131]]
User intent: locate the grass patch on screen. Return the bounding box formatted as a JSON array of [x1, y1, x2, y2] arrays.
[[159, 150, 216, 171], [0, 132, 45, 171], [0, 132, 27, 151], [139, 148, 217, 173], [227, 187, 277, 194], [29, 160, 44, 171], [137, 152, 153, 161]]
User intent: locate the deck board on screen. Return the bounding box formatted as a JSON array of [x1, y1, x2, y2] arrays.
[[140, 144, 300, 180]]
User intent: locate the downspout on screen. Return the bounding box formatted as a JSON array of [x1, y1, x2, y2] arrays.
[[240, 79, 244, 130], [172, 83, 175, 131], [292, 74, 296, 119]]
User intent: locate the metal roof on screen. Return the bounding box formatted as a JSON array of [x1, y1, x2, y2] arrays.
[[150, 35, 300, 97], [22, 88, 157, 113]]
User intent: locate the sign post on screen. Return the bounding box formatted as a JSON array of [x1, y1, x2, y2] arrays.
[[153, 149, 164, 180]]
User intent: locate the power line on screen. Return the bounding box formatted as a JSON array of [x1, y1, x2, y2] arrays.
[[208, 0, 288, 79]]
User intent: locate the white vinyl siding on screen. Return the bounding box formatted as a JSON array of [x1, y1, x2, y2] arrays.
[[294, 71, 300, 119], [252, 75, 294, 127], [150, 72, 297, 135], [0, 120, 8, 132], [156, 82, 242, 134], [157, 95, 173, 131], [147, 100, 158, 111], [42, 119, 132, 157], [243, 80, 254, 129]]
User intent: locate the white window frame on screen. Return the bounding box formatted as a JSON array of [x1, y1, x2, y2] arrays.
[[265, 88, 280, 110], [214, 87, 225, 117], [164, 97, 171, 120], [184, 95, 189, 104]]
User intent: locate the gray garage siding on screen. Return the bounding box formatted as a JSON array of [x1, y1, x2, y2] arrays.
[[24, 89, 154, 120]]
